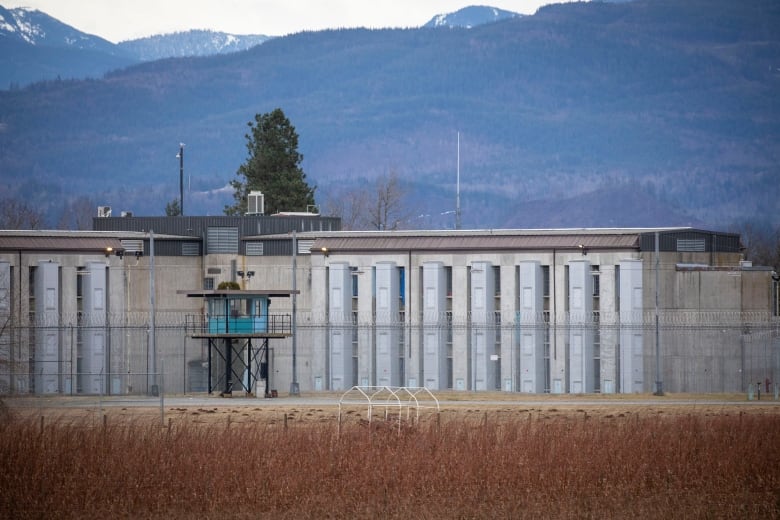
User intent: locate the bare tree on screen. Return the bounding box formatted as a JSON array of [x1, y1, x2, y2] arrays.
[[738, 222, 780, 271], [323, 187, 368, 231], [325, 171, 411, 231], [56, 196, 96, 230], [368, 171, 408, 230], [0, 197, 44, 229]]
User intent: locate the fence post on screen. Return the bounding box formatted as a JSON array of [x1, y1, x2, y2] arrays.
[[99, 367, 104, 416], [160, 358, 165, 426]]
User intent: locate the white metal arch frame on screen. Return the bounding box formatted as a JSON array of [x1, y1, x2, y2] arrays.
[[338, 386, 440, 435]]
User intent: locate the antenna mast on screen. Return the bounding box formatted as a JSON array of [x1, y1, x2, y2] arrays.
[[177, 143, 185, 216], [456, 132, 462, 230]]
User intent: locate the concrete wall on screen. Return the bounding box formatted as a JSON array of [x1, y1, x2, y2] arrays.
[[1, 238, 776, 396]]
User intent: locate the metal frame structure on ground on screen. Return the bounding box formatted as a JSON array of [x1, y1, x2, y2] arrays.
[[338, 386, 440, 434]]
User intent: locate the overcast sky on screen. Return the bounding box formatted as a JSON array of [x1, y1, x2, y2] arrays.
[[4, 1, 568, 43]]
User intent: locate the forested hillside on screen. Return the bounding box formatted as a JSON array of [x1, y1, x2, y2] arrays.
[[0, 0, 778, 230]]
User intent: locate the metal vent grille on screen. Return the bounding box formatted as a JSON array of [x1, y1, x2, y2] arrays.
[[120, 239, 143, 253], [207, 227, 238, 254], [246, 242, 264, 256], [677, 238, 705, 252], [182, 242, 200, 256], [297, 239, 315, 254]]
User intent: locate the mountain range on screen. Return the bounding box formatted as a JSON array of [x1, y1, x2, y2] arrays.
[[0, 5, 273, 88], [0, 0, 778, 231], [0, 4, 516, 88]]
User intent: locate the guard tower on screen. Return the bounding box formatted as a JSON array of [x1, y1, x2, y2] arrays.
[[185, 289, 297, 396]]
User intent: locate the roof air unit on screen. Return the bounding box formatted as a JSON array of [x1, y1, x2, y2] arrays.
[[247, 191, 264, 215], [97, 206, 112, 218]]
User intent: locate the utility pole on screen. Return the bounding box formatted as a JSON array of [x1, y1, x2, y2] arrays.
[[176, 143, 185, 216], [456, 131, 462, 230]]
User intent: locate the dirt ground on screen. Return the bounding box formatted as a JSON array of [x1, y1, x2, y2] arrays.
[[5, 391, 780, 427]]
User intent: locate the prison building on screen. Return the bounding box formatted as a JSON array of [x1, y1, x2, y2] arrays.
[[1, 224, 778, 396]]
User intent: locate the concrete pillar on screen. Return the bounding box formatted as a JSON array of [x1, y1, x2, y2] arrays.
[[550, 260, 567, 394], [452, 264, 469, 390], [518, 261, 545, 393], [422, 262, 447, 390], [599, 265, 618, 393], [406, 262, 421, 387], [499, 263, 516, 392], [80, 262, 106, 394], [375, 262, 400, 386], [328, 263, 352, 390], [619, 259, 644, 393], [35, 261, 60, 394], [311, 258, 328, 391], [471, 261, 496, 391], [568, 260, 594, 393], [356, 266, 372, 387]]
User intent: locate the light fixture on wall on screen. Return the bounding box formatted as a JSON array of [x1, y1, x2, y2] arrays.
[[105, 247, 124, 259], [237, 270, 255, 279], [578, 244, 588, 256]]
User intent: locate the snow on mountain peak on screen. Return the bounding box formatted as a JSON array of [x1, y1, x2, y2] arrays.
[[423, 5, 521, 29]]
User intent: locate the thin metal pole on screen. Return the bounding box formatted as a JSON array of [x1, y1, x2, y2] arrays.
[[149, 230, 157, 395], [456, 131, 462, 230], [290, 230, 299, 395], [178, 143, 185, 216], [654, 231, 663, 396], [224, 337, 232, 395], [160, 358, 165, 425]]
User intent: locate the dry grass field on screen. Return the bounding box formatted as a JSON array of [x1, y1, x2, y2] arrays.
[[2, 394, 779, 518]]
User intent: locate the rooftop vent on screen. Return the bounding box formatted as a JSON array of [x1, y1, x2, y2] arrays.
[[247, 191, 264, 216], [97, 206, 112, 218]]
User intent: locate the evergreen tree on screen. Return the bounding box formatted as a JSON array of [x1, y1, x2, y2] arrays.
[[225, 108, 315, 215], [165, 198, 181, 216]]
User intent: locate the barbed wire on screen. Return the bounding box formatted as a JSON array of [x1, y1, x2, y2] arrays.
[[6, 308, 780, 329]]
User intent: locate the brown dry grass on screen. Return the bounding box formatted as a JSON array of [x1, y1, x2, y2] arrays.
[[2, 398, 780, 518]]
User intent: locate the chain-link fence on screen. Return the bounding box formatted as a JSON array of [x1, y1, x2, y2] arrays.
[[1, 319, 778, 396]]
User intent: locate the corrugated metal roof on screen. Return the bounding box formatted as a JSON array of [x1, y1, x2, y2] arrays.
[[312, 233, 639, 253], [0, 235, 126, 252], [92, 214, 341, 236]]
